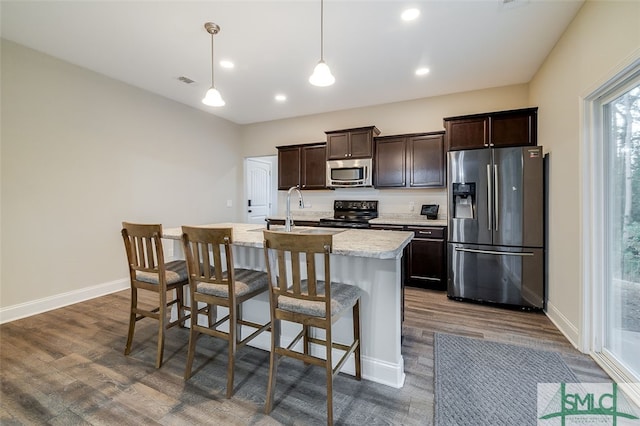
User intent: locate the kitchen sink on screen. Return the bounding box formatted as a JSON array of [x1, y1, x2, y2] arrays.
[[295, 228, 345, 235], [249, 226, 344, 235]]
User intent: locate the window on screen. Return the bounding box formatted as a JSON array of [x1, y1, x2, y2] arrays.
[[604, 81, 640, 377], [584, 57, 640, 400]]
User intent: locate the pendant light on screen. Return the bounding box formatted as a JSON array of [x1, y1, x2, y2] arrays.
[[202, 22, 225, 107], [309, 0, 335, 87]]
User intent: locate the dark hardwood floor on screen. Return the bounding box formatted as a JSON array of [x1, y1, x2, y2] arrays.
[[0, 287, 611, 425]]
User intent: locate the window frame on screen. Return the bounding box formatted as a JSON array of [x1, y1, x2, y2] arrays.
[[582, 53, 640, 402]]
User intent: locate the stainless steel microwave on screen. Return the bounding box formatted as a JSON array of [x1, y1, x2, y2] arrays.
[[326, 158, 373, 188]]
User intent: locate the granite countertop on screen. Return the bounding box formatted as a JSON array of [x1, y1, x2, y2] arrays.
[[371, 214, 448, 227], [163, 222, 413, 260], [266, 212, 448, 227]]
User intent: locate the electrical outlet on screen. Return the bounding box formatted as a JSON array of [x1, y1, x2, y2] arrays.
[[409, 201, 415, 212], [305, 201, 312, 208], [226, 199, 232, 208]]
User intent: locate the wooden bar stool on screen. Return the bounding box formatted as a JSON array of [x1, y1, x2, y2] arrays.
[[181, 226, 271, 398], [121, 222, 190, 368], [262, 230, 362, 425]]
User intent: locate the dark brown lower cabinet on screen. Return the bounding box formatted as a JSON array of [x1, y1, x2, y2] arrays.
[[371, 224, 447, 291], [406, 226, 446, 291]]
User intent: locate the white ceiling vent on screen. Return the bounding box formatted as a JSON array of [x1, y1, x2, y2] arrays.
[[500, 0, 530, 10], [178, 76, 195, 84]]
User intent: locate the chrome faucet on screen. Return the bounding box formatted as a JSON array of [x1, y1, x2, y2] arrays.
[[285, 186, 304, 232]]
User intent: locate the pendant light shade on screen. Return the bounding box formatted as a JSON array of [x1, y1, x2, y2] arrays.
[[309, 0, 334, 87], [202, 22, 225, 107], [202, 87, 225, 107], [309, 60, 335, 87]]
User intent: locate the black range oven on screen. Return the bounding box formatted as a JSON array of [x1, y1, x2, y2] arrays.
[[319, 200, 378, 229]]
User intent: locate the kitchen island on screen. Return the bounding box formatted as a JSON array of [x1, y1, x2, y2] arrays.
[[163, 223, 413, 388]]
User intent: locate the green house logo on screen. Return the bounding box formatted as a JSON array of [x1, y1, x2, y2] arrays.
[[538, 383, 640, 425]]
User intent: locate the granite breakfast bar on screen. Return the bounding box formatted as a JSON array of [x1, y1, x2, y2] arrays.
[[163, 223, 413, 388]]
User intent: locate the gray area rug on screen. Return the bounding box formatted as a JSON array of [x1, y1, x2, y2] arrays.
[[434, 333, 579, 426]]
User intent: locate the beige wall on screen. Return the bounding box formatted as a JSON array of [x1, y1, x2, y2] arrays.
[[529, 0, 640, 346], [1, 40, 242, 309], [241, 84, 531, 216], [241, 84, 530, 157]]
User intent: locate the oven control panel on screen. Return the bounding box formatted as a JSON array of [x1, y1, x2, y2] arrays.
[[334, 200, 378, 211]]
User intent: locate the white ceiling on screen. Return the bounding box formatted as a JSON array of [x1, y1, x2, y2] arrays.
[[1, 0, 583, 125]]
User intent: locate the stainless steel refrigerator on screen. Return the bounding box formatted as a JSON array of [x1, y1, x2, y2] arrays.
[[447, 146, 544, 309]]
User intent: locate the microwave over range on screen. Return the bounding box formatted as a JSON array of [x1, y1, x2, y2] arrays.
[[326, 158, 373, 188]]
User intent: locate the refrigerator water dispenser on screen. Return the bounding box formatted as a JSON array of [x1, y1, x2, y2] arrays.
[[452, 182, 475, 219]]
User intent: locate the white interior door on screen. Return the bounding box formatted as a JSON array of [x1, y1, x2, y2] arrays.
[[245, 158, 272, 224]]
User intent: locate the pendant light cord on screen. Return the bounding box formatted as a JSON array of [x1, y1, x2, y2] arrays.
[[210, 33, 215, 87], [320, 0, 324, 61]]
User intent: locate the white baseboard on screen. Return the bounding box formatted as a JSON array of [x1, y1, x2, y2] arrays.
[[244, 328, 406, 388], [0, 278, 129, 324], [545, 300, 582, 351]]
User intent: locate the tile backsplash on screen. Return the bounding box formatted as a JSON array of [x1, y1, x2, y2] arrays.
[[276, 188, 448, 220]]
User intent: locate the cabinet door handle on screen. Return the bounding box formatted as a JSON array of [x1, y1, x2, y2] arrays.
[[418, 231, 432, 235], [484, 120, 489, 147], [494, 164, 499, 231], [487, 164, 493, 231], [455, 247, 534, 257]]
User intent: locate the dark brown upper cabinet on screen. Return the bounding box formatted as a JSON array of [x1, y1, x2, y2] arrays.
[[300, 144, 326, 189], [375, 131, 445, 188], [277, 143, 326, 190], [277, 145, 300, 190], [374, 136, 406, 187], [408, 133, 446, 187], [325, 126, 380, 160], [444, 107, 538, 151]]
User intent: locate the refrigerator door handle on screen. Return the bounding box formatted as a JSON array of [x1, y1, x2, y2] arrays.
[[494, 164, 499, 231], [454, 247, 535, 257], [486, 164, 493, 231]]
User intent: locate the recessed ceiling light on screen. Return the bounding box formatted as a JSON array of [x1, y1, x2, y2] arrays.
[[275, 94, 287, 102], [415, 67, 430, 76], [401, 8, 420, 21], [220, 60, 235, 69]]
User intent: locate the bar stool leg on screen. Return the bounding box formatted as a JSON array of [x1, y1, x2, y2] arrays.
[[265, 318, 281, 413]]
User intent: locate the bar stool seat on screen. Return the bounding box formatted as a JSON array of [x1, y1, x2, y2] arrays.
[[278, 280, 360, 318], [196, 269, 268, 298]]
